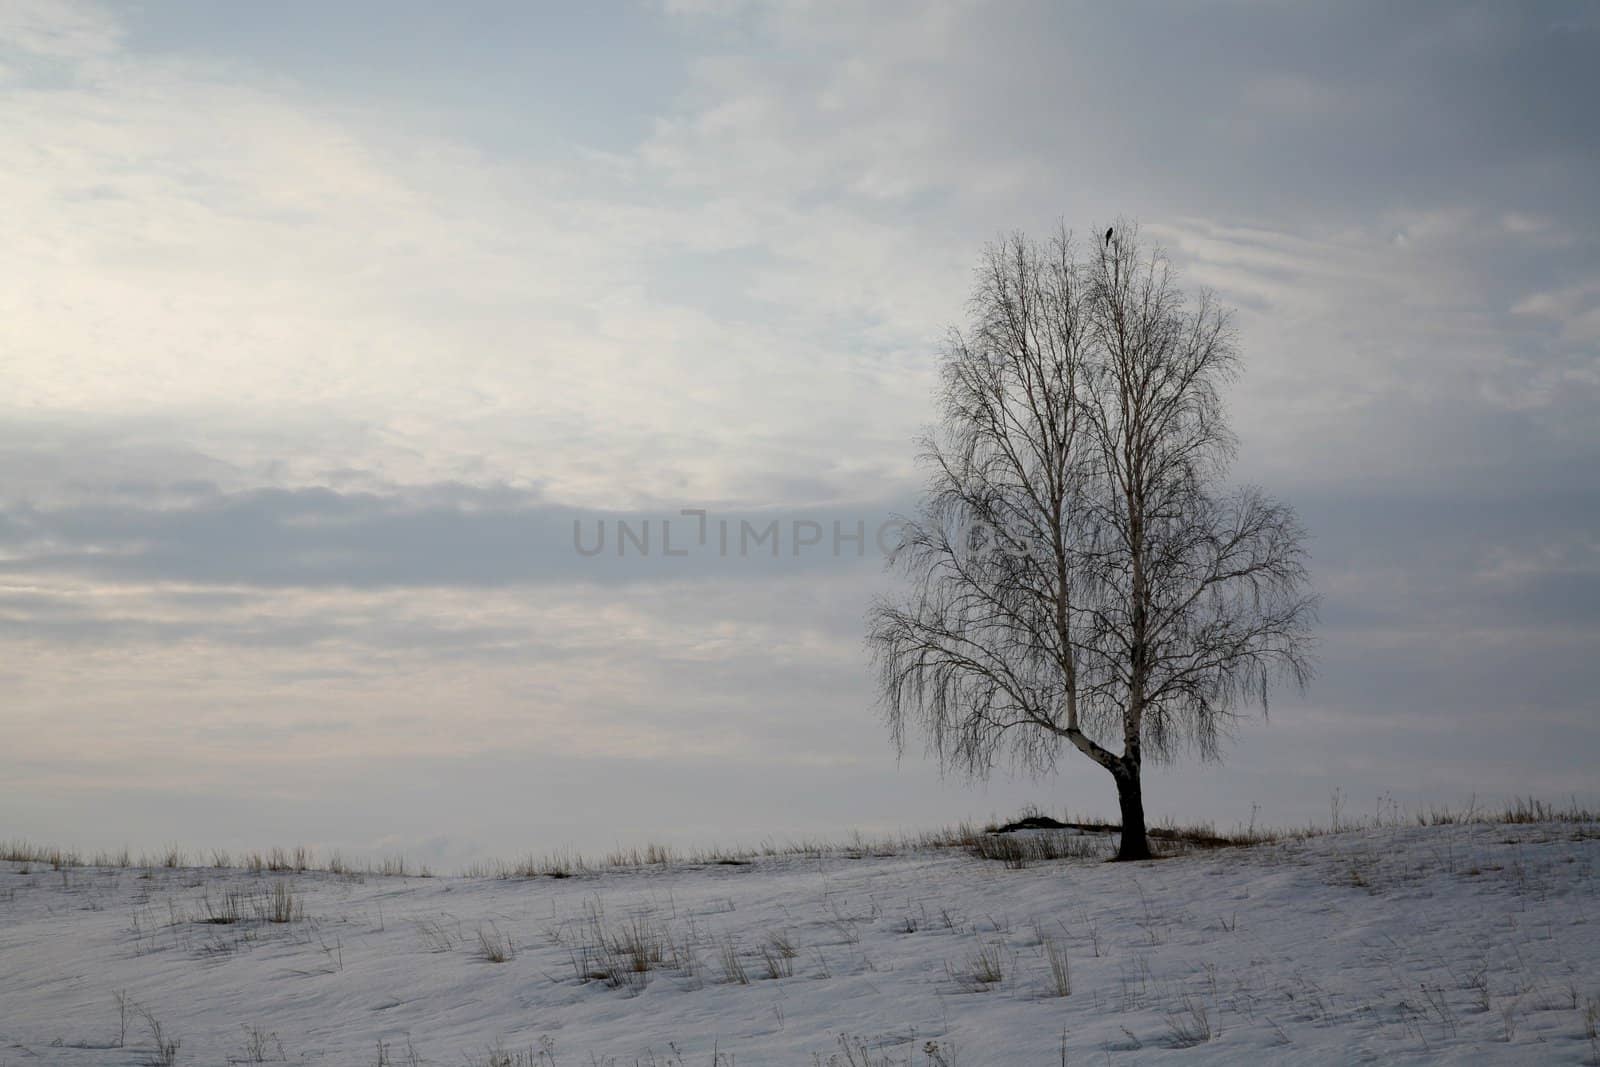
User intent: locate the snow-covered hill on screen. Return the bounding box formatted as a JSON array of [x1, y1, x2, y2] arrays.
[[3, 822, 1598, 1064]]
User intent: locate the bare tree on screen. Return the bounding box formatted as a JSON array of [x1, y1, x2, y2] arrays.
[[869, 222, 1316, 860]]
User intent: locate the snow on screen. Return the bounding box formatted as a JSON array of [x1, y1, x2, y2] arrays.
[[3, 822, 1598, 1064]]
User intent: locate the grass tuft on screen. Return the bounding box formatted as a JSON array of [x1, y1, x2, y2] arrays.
[[477, 922, 515, 963]]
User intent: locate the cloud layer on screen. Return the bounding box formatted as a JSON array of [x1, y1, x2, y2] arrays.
[[2, 1, 1596, 866]]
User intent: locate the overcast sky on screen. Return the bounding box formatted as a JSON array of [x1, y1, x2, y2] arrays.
[[3, 1, 1597, 869]]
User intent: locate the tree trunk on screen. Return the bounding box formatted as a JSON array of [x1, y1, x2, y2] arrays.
[[1113, 762, 1152, 861]]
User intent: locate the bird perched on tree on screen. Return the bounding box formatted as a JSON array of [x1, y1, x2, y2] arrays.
[[1104, 227, 1114, 247]]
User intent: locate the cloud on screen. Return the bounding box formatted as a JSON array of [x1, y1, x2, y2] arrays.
[[0, 0, 119, 61], [2, 1, 1598, 856], [1, 7, 932, 508], [6, 2, 1596, 504]]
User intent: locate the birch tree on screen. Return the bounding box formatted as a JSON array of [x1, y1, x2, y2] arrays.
[[868, 222, 1316, 860]]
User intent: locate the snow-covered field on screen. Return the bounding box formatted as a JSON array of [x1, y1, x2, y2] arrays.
[[3, 822, 1598, 1065]]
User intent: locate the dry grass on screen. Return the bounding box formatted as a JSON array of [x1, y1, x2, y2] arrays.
[[1040, 932, 1071, 997], [238, 1024, 287, 1063], [819, 1033, 935, 1067], [199, 889, 247, 925], [561, 904, 684, 992], [3, 794, 1593, 889], [461, 1040, 554, 1067], [1419, 796, 1600, 826], [476, 922, 515, 964], [192, 882, 303, 925], [609, 916, 667, 975], [947, 939, 1006, 991], [263, 881, 302, 923], [415, 918, 458, 954], [718, 935, 749, 986], [968, 831, 1107, 867], [139, 1006, 180, 1067], [0, 840, 429, 879], [970, 794, 1599, 865], [1165, 996, 1213, 1048], [759, 929, 798, 979]]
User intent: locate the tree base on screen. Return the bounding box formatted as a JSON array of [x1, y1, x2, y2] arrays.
[[1114, 767, 1152, 862]]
